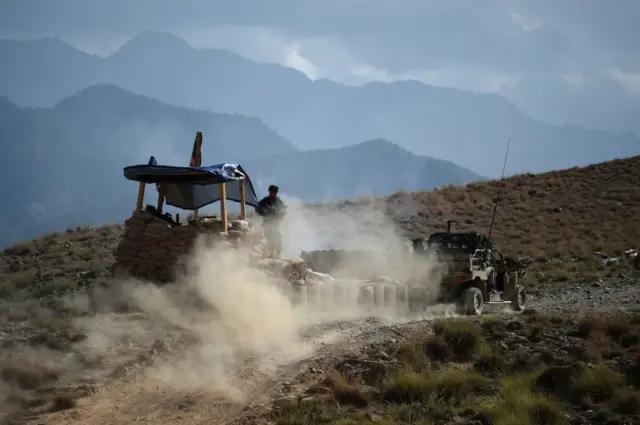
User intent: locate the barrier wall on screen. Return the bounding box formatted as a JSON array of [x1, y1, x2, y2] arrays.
[[113, 212, 259, 282]]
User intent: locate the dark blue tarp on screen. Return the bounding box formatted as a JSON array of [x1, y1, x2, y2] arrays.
[[123, 157, 260, 210]]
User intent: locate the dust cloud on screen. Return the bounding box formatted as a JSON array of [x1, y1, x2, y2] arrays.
[[0, 200, 448, 416], [80, 200, 447, 399], [279, 200, 447, 305]]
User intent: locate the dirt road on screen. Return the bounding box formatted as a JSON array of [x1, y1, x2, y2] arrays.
[[15, 316, 394, 425]]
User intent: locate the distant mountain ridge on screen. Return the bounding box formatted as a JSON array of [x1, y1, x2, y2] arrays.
[[245, 138, 481, 201], [0, 86, 480, 246], [1, 32, 639, 177]]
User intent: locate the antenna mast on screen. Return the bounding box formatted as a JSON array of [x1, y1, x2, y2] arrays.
[[487, 138, 511, 244]]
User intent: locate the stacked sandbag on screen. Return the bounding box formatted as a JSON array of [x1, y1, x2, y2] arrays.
[[198, 216, 231, 232], [113, 212, 260, 283], [227, 219, 256, 242], [253, 257, 310, 285]]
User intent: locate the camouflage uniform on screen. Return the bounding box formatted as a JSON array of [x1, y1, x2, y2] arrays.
[[256, 188, 287, 258]]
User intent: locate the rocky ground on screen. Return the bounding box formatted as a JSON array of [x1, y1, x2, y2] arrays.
[[0, 273, 638, 425], [528, 276, 640, 314]]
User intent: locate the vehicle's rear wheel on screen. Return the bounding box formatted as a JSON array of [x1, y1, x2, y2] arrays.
[[510, 284, 526, 311], [462, 287, 483, 316]]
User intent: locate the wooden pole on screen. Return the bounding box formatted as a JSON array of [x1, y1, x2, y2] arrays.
[[239, 178, 246, 220], [156, 185, 165, 213], [219, 183, 228, 232], [191, 131, 203, 221], [136, 182, 146, 213]]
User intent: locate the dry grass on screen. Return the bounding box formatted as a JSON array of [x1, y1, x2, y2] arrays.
[[0, 224, 121, 300], [327, 155, 640, 284], [274, 312, 640, 425]]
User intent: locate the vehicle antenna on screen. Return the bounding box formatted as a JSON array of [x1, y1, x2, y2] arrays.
[[486, 137, 511, 247]]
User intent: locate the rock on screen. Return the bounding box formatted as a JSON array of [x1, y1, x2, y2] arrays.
[[506, 320, 523, 331], [366, 412, 384, 422], [299, 396, 316, 405], [273, 395, 298, 409], [378, 351, 391, 361], [305, 385, 332, 396]]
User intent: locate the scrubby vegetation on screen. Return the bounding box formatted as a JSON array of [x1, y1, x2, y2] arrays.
[[330, 155, 640, 284], [274, 312, 640, 425]]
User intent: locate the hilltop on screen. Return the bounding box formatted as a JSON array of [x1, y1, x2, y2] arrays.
[[245, 138, 481, 201], [1, 33, 639, 176]]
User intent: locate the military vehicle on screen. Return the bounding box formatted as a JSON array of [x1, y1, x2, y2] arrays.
[[409, 220, 529, 315], [406, 139, 531, 315]]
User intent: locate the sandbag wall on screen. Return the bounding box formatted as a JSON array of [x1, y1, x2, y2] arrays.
[[300, 249, 393, 279], [113, 211, 259, 283], [286, 278, 413, 314]]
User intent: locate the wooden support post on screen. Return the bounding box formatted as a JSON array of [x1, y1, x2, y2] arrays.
[[156, 185, 165, 213], [239, 178, 246, 220], [136, 182, 146, 213], [219, 183, 228, 232], [190, 132, 203, 221]]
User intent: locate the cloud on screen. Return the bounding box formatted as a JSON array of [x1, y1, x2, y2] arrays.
[[509, 12, 544, 32], [1, 0, 639, 105], [1, 0, 638, 75], [607, 69, 640, 94], [174, 25, 522, 93]]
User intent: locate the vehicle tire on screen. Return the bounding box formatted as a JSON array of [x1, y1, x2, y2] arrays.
[[510, 284, 526, 312], [505, 272, 518, 298], [462, 287, 483, 316]]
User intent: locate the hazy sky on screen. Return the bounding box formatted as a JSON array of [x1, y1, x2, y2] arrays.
[[1, 0, 638, 94]]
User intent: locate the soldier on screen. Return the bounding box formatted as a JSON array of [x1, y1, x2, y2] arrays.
[[256, 184, 287, 258]]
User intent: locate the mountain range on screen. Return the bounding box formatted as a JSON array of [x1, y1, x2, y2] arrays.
[[0, 85, 480, 246], [1, 32, 639, 177]]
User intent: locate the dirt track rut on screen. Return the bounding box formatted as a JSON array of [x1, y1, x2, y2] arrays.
[[19, 317, 389, 425]]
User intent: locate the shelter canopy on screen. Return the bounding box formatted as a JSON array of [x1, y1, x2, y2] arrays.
[[123, 156, 260, 211]]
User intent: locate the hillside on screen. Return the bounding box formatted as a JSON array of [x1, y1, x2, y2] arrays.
[[311, 154, 640, 284], [245, 138, 481, 201], [1, 155, 637, 303], [1, 33, 639, 176], [0, 86, 479, 247], [1, 154, 640, 425]]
